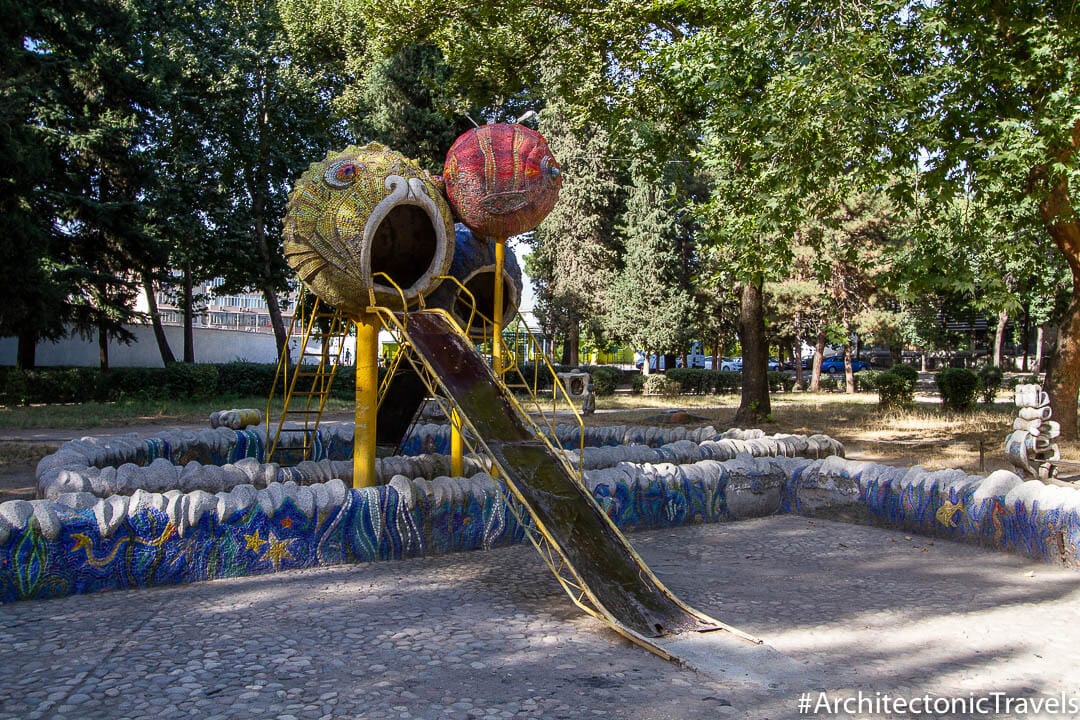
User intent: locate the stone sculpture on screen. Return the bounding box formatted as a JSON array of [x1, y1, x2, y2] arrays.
[[1004, 383, 1060, 479]]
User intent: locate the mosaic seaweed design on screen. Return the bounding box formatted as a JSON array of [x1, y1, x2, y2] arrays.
[[9, 454, 1080, 604]]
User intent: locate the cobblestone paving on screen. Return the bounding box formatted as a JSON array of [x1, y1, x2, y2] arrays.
[[1, 516, 1078, 720]]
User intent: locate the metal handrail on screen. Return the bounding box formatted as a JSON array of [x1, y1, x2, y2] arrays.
[[265, 287, 348, 463]]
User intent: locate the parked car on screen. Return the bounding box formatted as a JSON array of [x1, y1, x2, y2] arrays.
[[819, 356, 871, 375], [720, 357, 743, 372], [767, 357, 780, 371]]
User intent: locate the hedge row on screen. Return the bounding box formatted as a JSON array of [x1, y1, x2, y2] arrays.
[[0, 362, 386, 406]]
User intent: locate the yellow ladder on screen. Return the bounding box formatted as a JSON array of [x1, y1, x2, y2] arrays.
[[266, 289, 351, 464]]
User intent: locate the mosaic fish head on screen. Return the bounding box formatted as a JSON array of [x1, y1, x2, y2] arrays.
[[283, 143, 455, 314], [442, 123, 563, 239]]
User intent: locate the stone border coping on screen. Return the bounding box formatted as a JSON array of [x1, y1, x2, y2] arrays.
[[35, 425, 843, 500], [4, 451, 1080, 603]]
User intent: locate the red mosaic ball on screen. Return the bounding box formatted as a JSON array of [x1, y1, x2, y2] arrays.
[[442, 123, 562, 238]]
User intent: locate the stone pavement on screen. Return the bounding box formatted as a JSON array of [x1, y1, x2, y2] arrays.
[[1, 516, 1079, 720]]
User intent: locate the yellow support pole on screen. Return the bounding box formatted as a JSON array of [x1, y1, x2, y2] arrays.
[[353, 311, 381, 488], [492, 237, 506, 377], [450, 408, 463, 477]]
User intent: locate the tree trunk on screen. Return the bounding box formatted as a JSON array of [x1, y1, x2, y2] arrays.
[[261, 282, 287, 361], [843, 344, 855, 394], [1034, 325, 1045, 373], [98, 326, 109, 371], [811, 330, 826, 392], [1039, 142, 1080, 440], [252, 188, 287, 360], [182, 263, 195, 363], [734, 280, 770, 424], [993, 308, 1008, 368], [142, 268, 176, 366], [16, 330, 37, 370], [1043, 324, 1059, 386], [567, 320, 580, 366], [793, 342, 804, 389], [1021, 304, 1030, 372]]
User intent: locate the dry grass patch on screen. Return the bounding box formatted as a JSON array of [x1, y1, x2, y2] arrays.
[[587, 391, 1080, 476]]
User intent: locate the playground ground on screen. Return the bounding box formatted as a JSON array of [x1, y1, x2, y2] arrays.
[[0, 515, 1078, 719], [1, 402, 1079, 717]]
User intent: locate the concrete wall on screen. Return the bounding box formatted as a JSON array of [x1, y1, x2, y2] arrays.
[[0, 325, 282, 367]]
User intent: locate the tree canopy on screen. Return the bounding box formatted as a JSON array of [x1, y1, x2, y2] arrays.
[[5, 0, 1080, 435]]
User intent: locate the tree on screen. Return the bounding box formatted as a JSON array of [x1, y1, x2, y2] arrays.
[[0, 1, 69, 368], [605, 173, 697, 371], [652, 0, 912, 421], [528, 73, 622, 365], [766, 244, 829, 390], [809, 193, 899, 392], [13, 0, 169, 370], [346, 43, 476, 172], [199, 0, 346, 359], [908, 0, 1080, 435]]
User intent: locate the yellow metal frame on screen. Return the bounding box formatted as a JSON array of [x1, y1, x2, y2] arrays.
[[269, 275, 756, 661], [424, 273, 586, 471], [372, 306, 758, 661], [266, 288, 349, 464]]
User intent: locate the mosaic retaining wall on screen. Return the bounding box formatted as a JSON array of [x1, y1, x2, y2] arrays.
[[9, 429, 1080, 604], [801, 457, 1080, 566], [36, 425, 840, 500]]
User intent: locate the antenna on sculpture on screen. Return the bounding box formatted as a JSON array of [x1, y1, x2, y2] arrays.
[[464, 113, 481, 128]]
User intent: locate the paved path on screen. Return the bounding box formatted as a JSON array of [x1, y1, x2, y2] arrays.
[[1, 516, 1078, 719]]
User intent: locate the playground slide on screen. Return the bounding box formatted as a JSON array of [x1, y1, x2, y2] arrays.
[[398, 311, 728, 643]]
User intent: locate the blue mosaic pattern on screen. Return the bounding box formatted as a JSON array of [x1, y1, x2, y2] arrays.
[[0, 482, 529, 604], [12, 453, 1080, 605]]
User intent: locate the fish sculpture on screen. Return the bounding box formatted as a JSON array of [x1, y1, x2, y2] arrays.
[[283, 143, 454, 314], [442, 123, 562, 238]]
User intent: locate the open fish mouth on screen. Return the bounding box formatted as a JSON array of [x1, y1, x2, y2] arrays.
[[480, 191, 529, 215]]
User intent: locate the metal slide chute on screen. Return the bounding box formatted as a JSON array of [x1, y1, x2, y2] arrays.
[[378, 309, 758, 659]]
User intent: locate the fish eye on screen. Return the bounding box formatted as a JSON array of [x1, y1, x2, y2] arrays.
[[324, 160, 359, 188], [541, 156, 561, 182]]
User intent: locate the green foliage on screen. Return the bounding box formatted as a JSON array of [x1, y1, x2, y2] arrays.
[[629, 374, 646, 394], [346, 43, 474, 173], [817, 374, 839, 392], [604, 127, 702, 358], [875, 368, 917, 410], [853, 370, 881, 393], [164, 363, 220, 401], [643, 374, 681, 397], [767, 371, 796, 393], [977, 364, 1004, 404], [0, 368, 99, 406], [588, 367, 621, 397], [329, 366, 355, 401], [215, 362, 279, 397], [663, 369, 711, 395], [889, 364, 921, 386], [711, 371, 743, 395], [936, 368, 980, 412], [0, 361, 392, 406], [526, 77, 622, 363]]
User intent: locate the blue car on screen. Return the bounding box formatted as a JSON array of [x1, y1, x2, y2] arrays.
[[820, 356, 871, 375]]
